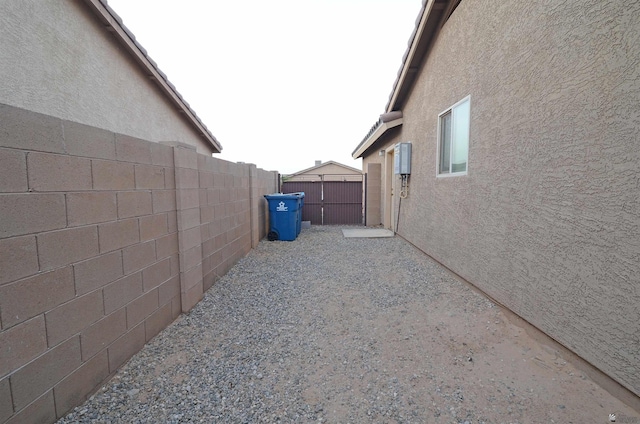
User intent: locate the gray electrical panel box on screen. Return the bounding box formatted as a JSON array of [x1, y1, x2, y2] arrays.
[[394, 142, 412, 175]]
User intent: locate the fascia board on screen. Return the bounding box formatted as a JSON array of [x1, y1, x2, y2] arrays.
[[352, 118, 403, 159]]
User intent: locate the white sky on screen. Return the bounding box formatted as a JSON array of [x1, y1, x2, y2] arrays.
[[106, 0, 422, 174]]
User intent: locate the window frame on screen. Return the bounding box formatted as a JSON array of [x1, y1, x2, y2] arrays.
[[436, 95, 470, 177]]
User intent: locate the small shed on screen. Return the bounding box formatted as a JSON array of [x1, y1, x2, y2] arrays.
[[284, 160, 363, 182], [282, 161, 364, 225]]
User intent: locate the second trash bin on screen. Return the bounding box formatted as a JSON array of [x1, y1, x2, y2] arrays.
[[264, 192, 305, 241]]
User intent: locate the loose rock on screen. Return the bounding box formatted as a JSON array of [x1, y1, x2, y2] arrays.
[[57, 227, 638, 423]]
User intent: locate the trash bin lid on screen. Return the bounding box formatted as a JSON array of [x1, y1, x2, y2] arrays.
[[264, 192, 305, 199]]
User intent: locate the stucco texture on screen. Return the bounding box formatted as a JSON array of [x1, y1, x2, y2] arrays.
[[362, 126, 402, 228], [386, 0, 639, 396], [0, 0, 212, 154]]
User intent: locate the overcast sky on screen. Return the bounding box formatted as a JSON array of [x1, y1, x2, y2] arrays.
[[106, 0, 422, 174]]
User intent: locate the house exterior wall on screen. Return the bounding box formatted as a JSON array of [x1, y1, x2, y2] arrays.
[[365, 0, 640, 397], [0, 105, 278, 424], [365, 163, 382, 226], [0, 0, 213, 155], [362, 126, 403, 229], [364, 155, 387, 227]]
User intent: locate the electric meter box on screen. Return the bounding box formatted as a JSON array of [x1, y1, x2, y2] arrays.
[[394, 142, 412, 175]]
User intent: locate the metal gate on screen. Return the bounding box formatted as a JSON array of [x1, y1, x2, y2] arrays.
[[282, 175, 363, 225]]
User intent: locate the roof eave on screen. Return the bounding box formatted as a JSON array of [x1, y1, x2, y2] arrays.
[[352, 117, 403, 159], [83, 0, 223, 153], [385, 0, 456, 113]]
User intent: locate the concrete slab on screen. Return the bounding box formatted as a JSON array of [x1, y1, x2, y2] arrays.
[[341, 228, 394, 238]]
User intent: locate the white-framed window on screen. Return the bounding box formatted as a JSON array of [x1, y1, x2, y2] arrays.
[[437, 96, 470, 176]]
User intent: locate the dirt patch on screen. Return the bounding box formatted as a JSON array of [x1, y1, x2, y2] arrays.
[[58, 227, 639, 423], [297, 245, 638, 423]]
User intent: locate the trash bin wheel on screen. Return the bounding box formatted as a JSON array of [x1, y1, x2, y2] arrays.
[[267, 231, 279, 241]]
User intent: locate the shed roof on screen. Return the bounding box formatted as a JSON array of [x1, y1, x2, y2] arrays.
[[286, 160, 363, 177], [83, 0, 222, 153]]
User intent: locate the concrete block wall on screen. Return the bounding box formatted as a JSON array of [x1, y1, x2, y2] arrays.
[[251, 167, 278, 247], [0, 105, 278, 424], [197, 156, 251, 297]]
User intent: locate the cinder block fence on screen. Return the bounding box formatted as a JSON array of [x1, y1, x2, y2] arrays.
[[0, 104, 278, 423]]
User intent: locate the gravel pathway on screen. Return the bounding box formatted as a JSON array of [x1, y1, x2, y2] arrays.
[[58, 226, 638, 423]]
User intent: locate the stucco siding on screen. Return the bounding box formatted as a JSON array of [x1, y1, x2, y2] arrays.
[[0, 0, 212, 154], [362, 158, 383, 225], [362, 125, 404, 229], [389, 0, 639, 395]]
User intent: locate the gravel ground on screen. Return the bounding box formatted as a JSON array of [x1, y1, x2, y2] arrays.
[[58, 226, 638, 423]]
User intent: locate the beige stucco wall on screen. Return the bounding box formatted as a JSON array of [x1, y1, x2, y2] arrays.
[[365, 163, 382, 226], [363, 157, 385, 226], [367, 0, 640, 396], [362, 126, 402, 229], [0, 0, 213, 155]]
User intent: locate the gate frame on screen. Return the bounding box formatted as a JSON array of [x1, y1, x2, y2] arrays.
[[281, 173, 365, 225]]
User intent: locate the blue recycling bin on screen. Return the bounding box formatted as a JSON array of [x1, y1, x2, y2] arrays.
[[285, 192, 304, 237], [264, 192, 305, 241], [296, 192, 305, 235]]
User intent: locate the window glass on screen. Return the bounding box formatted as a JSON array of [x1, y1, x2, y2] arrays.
[[438, 97, 469, 175], [451, 99, 469, 173]]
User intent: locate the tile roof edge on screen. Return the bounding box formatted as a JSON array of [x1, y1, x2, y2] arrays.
[[352, 112, 404, 159], [86, 0, 222, 153]]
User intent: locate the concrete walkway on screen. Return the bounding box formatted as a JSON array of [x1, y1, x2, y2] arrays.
[[342, 228, 395, 238]]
